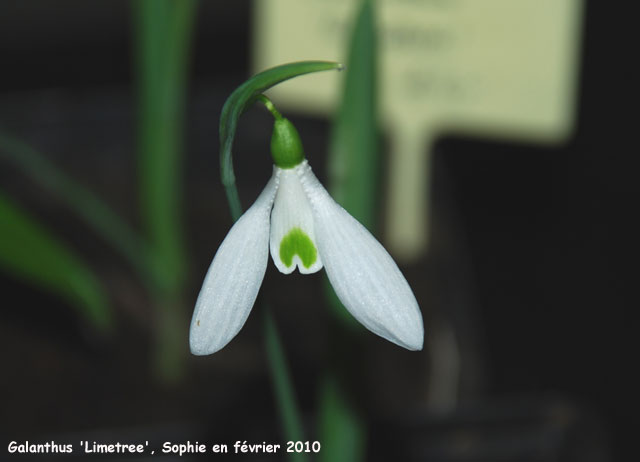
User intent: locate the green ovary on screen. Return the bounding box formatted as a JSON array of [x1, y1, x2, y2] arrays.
[[279, 227, 317, 269]]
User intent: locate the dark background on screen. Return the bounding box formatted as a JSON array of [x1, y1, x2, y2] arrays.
[[0, 1, 635, 460]]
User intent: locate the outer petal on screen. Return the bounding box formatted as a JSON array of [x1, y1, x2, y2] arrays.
[[269, 167, 323, 274], [296, 161, 424, 350], [190, 171, 279, 355]]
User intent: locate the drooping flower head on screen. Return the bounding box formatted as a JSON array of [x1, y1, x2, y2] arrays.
[[190, 102, 423, 355]]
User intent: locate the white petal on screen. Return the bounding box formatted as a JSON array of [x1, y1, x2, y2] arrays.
[[296, 161, 424, 350], [190, 171, 280, 355], [270, 167, 323, 274]]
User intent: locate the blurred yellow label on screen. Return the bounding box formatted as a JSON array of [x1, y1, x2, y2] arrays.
[[254, 0, 582, 258], [254, 0, 581, 139]]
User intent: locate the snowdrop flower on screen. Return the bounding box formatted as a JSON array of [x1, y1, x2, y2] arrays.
[[190, 114, 424, 355]]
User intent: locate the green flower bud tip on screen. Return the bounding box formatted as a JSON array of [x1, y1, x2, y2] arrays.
[[270, 118, 305, 169]]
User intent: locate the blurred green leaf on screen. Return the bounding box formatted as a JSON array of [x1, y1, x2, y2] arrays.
[[133, 0, 198, 383], [319, 376, 366, 462], [133, 0, 197, 293], [0, 192, 111, 330], [219, 60, 343, 221], [0, 133, 150, 283], [328, 1, 379, 226], [321, 1, 377, 460], [326, 0, 379, 329]]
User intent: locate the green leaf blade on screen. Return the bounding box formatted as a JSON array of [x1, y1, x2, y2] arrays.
[[319, 376, 367, 462], [326, 0, 379, 330], [133, 0, 197, 293], [132, 0, 198, 383], [0, 133, 150, 283], [0, 192, 112, 331], [321, 1, 378, 461], [329, 0, 378, 228]]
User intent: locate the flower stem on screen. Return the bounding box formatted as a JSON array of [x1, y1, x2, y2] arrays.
[[218, 61, 342, 222], [218, 62, 341, 457], [220, 112, 307, 459], [264, 310, 309, 462], [257, 94, 283, 120]]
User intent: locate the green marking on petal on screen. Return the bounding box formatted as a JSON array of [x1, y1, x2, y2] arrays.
[[279, 227, 317, 269]]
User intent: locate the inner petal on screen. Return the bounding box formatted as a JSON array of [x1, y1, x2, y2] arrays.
[[270, 169, 323, 274]]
